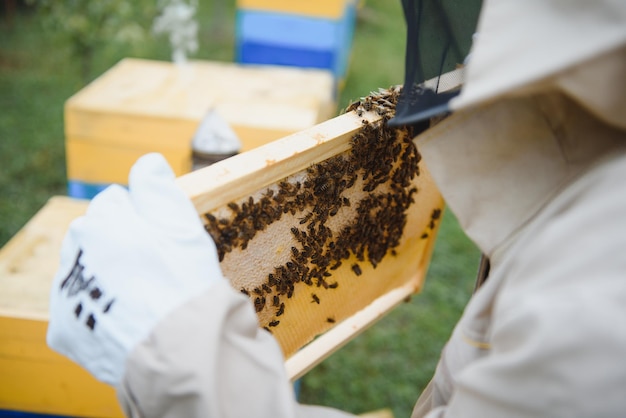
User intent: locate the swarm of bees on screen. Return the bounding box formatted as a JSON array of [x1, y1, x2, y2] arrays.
[[202, 86, 440, 332]]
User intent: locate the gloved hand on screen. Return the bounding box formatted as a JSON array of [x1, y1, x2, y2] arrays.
[[47, 153, 224, 386]]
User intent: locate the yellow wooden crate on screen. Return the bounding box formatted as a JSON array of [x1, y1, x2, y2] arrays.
[[237, 0, 357, 19], [65, 57, 336, 186], [0, 196, 123, 417]]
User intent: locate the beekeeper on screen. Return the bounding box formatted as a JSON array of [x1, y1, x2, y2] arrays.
[[47, 0, 626, 417]]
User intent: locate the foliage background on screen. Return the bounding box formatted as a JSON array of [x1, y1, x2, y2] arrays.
[[0, 2, 479, 417]]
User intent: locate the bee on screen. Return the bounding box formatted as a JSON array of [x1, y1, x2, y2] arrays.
[[268, 273, 277, 286], [311, 294, 320, 304], [304, 191, 315, 205], [268, 320, 280, 327], [273, 193, 285, 204], [327, 317, 336, 323], [351, 263, 362, 276], [299, 212, 314, 225], [363, 181, 377, 192], [314, 180, 330, 196], [346, 174, 357, 189], [276, 303, 285, 316], [345, 100, 361, 113], [254, 296, 266, 312], [240, 289, 250, 296], [377, 98, 395, 108], [227, 202, 240, 213], [273, 295, 280, 307]]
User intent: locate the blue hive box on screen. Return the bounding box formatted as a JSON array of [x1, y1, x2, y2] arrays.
[[236, 0, 358, 86]]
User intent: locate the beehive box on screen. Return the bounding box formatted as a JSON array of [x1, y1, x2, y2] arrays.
[[235, 0, 357, 83], [1, 85, 450, 416], [65, 57, 336, 198], [0, 196, 123, 417]]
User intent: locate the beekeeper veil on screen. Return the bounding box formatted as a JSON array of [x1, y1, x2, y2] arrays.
[[388, 0, 480, 127], [390, 0, 626, 128]]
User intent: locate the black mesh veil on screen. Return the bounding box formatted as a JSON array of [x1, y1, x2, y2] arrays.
[[388, 0, 482, 127]]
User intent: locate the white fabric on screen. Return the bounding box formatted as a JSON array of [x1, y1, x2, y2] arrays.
[[554, 45, 626, 131], [451, 0, 626, 114], [411, 93, 626, 418], [418, 92, 624, 257], [47, 153, 224, 386], [413, 150, 626, 417], [118, 282, 356, 418]]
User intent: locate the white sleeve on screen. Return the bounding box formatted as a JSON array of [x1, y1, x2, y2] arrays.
[[117, 281, 356, 418], [414, 150, 626, 418]]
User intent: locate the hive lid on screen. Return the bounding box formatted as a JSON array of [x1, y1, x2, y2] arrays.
[[64, 58, 336, 146]]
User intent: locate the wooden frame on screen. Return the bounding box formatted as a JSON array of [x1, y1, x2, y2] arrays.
[[177, 68, 463, 379], [177, 103, 444, 381]]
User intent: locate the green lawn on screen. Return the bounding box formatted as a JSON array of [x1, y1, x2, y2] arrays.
[[0, 2, 479, 417]]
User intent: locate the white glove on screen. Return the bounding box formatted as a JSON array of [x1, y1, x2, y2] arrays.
[[47, 153, 224, 386]]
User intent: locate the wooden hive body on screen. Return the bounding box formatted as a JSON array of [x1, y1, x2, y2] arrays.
[[0, 197, 123, 417], [235, 0, 358, 82], [64, 58, 336, 198]]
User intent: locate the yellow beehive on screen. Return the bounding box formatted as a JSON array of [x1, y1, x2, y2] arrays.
[[0, 196, 122, 417], [237, 0, 357, 19], [64, 57, 336, 191]]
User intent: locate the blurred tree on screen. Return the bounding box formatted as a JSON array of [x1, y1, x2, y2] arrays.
[[27, 0, 157, 83], [152, 0, 198, 65]]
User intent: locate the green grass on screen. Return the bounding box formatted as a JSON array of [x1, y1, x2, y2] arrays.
[[0, 2, 479, 417], [1, 11, 73, 246]]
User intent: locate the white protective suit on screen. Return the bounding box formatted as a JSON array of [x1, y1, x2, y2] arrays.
[[46, 0, 626, 417]]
